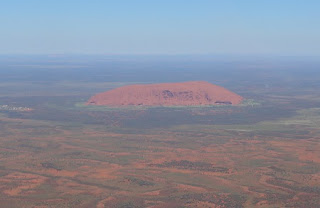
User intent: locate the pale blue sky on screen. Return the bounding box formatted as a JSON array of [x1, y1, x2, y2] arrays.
[[1, 0, 319, 55]]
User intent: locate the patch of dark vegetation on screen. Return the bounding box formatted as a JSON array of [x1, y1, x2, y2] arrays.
[[117, 202, 143, 208], [63, 151, 90, 158], [267, 178, 320, 194], [179, 193, 246, 208], [0, 167, 10, 177], [105, 197, 145, 208], [152, 160, 229, 173], [284, 193, 320, 208], [151, 140, 181, 145], [215, 101, 232, 105], [122, 106, 297, 128], [268, 166, 287, 173], [1, 93, 299, 130], [41, 162, 62, 171], [292, 164, 320, 174], [18, 143, 43, 152], [125, 176, 155, 186], [252, 193, 294, 206]]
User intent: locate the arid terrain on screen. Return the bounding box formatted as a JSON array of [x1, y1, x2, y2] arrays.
[[0, 56, 319, 207]]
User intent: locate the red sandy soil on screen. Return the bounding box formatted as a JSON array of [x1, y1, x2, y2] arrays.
[[87, 81, 243, 106]]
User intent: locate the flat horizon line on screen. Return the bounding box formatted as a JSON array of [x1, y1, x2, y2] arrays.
[[0, 53, 319, 58]]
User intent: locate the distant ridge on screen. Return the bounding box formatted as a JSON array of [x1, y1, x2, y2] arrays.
[[87, 81, 243, 106]]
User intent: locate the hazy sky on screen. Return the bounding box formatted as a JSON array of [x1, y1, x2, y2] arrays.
[[1, 0, 319, 55]]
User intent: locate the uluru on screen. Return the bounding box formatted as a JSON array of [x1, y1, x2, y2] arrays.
[[87, 81, 243, 106]]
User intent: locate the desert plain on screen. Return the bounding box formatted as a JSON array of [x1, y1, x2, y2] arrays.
[[0, 56, 319, 207]]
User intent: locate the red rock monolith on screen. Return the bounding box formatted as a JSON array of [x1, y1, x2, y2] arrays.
[[87, 81, 243, 106]]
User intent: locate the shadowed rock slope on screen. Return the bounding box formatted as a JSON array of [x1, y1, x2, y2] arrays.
[[87, 81, 243, 106]]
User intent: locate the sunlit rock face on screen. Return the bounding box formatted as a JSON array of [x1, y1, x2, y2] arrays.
[[87, 81, 243, 106]]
